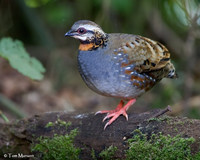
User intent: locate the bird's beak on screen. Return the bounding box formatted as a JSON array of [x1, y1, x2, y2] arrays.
[[65, 30, 76, 37]]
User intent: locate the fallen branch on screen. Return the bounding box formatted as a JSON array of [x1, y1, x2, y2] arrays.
[[0, 108, 200, 159]]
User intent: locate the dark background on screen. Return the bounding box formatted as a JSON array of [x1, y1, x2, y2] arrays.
[[0, 0, 200, 122]]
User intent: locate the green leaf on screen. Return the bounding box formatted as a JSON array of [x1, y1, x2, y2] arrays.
[[0, 37, 45, 80]]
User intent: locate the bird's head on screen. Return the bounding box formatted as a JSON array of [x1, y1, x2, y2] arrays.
[[65, 20, 108, 50]]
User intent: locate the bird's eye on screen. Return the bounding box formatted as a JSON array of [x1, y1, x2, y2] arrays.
[[77, 28, 87, 34]]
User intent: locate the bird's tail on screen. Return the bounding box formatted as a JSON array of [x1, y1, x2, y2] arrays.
[[166, 62, 178, 79]]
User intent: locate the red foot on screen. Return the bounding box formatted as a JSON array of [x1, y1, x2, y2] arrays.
[[95, 99, 136, 130]]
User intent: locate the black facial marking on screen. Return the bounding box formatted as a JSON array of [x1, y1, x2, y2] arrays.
[[87, 30, 95, 34]]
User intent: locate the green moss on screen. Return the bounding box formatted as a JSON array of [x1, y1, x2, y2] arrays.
[[45, 119, 71, 129], [56, 119, 71, 127], [91, 149, 97, 160], [99, 145, 118, 160], [31, 118, 200, 160], [172, 120, 185, 126], [126, 129, 199, 160], [45, 121, 54, 128], [148, 115, 171, 122], [31, 121, 80, 160]]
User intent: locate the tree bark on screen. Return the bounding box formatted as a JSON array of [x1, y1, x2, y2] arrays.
[[0, 108, 200, 159]]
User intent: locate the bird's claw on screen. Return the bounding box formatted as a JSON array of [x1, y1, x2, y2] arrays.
[[95, 99, 136, 130], [103, 108, 129, 129]]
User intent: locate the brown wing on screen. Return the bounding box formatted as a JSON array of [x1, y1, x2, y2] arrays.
[[117, 35, 176, 80]]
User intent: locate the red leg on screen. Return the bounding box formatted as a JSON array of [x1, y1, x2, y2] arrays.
[[95, 99, 136, 130], [95, 100, 124, 115]]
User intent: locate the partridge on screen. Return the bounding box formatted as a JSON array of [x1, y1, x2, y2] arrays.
[[65, 20, 177, 129]]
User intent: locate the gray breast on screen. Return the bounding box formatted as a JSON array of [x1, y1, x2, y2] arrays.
[[77, 47, 145, 99]]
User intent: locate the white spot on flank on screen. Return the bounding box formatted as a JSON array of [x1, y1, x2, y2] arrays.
[[118, 53, 122, 56], [125, 66, 131, 70], [121, 60, 128, 63]]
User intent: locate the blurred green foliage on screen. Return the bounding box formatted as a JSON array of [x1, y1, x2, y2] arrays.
[[0, 37, 45, 80], [25, 0, 50, 8], [42, 4, 73, 27], [0, 0, 200, 117], [161, 0, 200, 35]]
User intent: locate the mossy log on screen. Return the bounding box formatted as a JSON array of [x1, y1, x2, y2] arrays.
[[0, 108, 200, 159]]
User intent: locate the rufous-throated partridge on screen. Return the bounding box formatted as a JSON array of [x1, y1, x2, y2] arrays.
[[65, 20, 177, 129]]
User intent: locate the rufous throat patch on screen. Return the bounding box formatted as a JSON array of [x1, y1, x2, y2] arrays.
[[79, 43, 93, 51]]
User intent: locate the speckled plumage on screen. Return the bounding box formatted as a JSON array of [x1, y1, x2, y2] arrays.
[[77, 33, 176, 99], [65, 20, 177, 129]]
